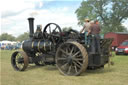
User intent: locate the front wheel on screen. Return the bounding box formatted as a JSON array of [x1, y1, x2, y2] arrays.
[[11, 51, 29, 71]]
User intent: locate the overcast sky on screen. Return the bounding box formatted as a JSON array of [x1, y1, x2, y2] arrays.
[[1, 0, 128, 37]]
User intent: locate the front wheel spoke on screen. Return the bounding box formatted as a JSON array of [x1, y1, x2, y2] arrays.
[[75, 54, 83, 58], [67, 65, 72, 74], [72, 51, 80, 57], [65, 48, 68, 53], [70, 46, 74, 54], [19, 64, 23, 69], [20, 63, 24, 66], [60, 48, 68, 55], [16, 61, 18, 65], [74, 65, 78, 73], [62, 54, 68, 58], [17, 54, 20, 57], [73, 58, 83, 61], [73, 47, 77, 53], [68, 48, 71, 53], [74, 60, 83, 66], [17, 64, 22, 68], [73, 61, 81, 69], [19, 55, 23, 58], [18, 54, 21, 58], [61, 63, 68, 70], [16, 59, 18, 62], [66, 46, 71, 53]]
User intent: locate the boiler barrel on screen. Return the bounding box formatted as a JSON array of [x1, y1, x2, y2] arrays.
[[22, 40, 52, 53]]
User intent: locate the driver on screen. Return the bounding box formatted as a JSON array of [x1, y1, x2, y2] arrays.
[[80, 19, 91, 45]]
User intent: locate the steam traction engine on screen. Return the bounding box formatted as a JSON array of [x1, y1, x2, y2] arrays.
[[11, 18, 113, 76]]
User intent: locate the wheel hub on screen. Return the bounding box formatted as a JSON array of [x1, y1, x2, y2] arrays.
[[18, 58, 24, 63], [67, 55, 73, 64]]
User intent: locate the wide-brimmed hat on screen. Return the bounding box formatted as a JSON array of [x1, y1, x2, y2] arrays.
[[85, 19, 90, 22]]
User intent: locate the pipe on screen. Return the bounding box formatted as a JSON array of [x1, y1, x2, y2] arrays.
[[28, 18, 34, 38]]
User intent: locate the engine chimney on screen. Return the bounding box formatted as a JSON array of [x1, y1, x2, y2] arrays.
[[28, 18, 34, 38]]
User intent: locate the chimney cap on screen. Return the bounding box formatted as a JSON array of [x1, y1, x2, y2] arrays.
[[28, 17, 34, 20]]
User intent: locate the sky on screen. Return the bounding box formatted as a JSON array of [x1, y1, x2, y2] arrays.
[[0, 0, 128, 37]]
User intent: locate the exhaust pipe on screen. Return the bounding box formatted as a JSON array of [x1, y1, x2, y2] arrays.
[[28, 18, 34, 38]]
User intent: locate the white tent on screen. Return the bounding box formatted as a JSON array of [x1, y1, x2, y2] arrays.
[[1, 40, 12, 45]]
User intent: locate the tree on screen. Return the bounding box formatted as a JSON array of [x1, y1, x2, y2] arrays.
[[75, 0, 128, 33], [0, 33, 16, 41], [16, 32, 29, 42], [62, 27, 72, 32]]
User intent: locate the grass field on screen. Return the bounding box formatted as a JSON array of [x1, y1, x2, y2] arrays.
[[0, 50, 128, 85]]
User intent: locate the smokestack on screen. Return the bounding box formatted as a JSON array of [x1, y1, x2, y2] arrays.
[[28, 17, 34, 38]]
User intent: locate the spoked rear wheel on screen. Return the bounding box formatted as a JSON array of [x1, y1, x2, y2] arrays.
[[11, 51, 29, 71], [56, 42, 88, 76]]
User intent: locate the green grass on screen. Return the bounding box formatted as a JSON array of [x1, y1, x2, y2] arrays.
[[0, 50, 128, 85]]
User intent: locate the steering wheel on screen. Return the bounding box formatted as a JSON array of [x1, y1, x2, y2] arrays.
[[43, 23, 62, 44]]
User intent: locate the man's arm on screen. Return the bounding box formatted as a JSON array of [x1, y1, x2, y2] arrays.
[[87, 26, 92, 36], [87, 29, 91, 36], [80, 26, 85, 33], [98, 25, 101, 33]]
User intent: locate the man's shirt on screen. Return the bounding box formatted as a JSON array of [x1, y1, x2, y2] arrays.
[[90, 24, 101, 34]]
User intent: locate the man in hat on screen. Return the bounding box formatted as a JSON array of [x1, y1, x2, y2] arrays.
[[89, 20, 101, 54], [80, 19, 91, 45]]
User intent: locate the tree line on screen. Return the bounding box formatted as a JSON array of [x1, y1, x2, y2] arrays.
[[0, 32, 29, 42], [0, 27, 71, 41]]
